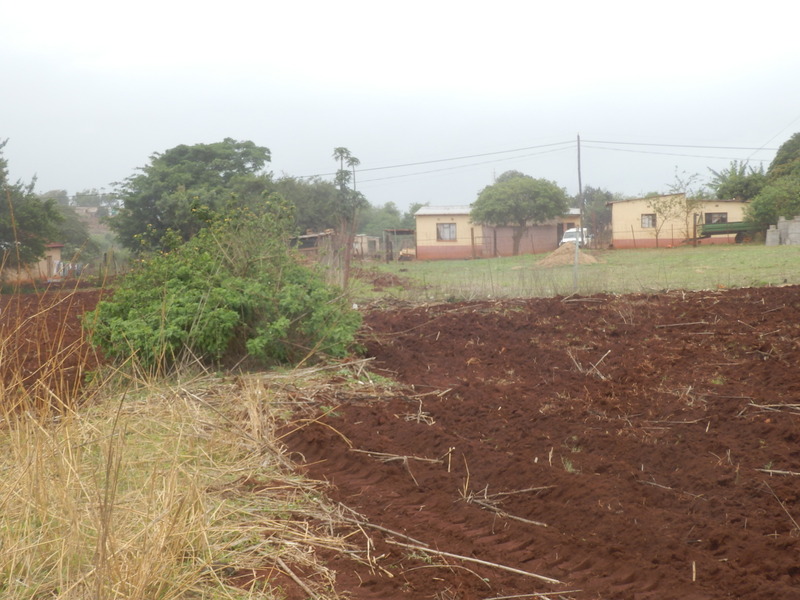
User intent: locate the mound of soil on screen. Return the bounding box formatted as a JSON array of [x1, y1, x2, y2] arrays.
[[285, 285, 800, 599], [537, 242, 598, 267]]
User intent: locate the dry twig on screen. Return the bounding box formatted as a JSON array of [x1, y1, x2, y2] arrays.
[[385, 539, 565, 585], [276, 556, 322, 600], [349, 448, 441, 464], [470, 498, 549, 528], [656, 321, 710, 328], [762, 481, 800, 533], [758, 468, 800, 476]]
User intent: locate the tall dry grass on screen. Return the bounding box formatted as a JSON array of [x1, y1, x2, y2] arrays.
[[0, 282, 103, 416], [1, 372, 356, 599], [0, 285, 356, 599]]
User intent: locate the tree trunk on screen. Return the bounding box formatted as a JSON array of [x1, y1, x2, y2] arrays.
[[512, 226, 526, 256]]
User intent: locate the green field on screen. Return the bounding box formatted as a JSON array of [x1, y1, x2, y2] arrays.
[[364, 244, 800, 301]]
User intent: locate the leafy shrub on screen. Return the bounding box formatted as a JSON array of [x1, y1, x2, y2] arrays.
[[85, 195, 361, 372]]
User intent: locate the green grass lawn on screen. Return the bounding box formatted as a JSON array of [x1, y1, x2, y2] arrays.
[[360, 243, 800, 301]]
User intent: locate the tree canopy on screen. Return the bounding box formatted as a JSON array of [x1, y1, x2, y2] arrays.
[[109, 138, 272, 252], [746, 132, 800, 229], [0, 140, 62, 269], [707, 161, 766, 201], [767, 132, 800, 180], [272, 176, 338, 234], [747, 175, 800, 229], [471, 172, 568, 255]]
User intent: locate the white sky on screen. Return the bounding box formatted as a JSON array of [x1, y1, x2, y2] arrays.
[[2, 0, 799, 211]]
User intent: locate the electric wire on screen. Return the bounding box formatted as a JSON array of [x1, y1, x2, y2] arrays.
[[298, 138, 780, 185], [359, 145, 575, 184], [581, 144, 771, 163]]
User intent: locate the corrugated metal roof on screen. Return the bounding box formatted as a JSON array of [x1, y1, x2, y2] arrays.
[[414, 205, 472, 216]]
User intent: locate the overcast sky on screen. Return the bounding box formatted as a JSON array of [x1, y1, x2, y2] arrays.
[[2, 0, 799, 212]]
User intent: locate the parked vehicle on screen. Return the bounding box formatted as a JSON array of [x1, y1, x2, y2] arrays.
[[559, 228, 591, 247]]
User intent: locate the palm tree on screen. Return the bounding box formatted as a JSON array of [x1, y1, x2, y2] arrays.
[[330, 148, 364, 287], [347, 155, 361, 191]]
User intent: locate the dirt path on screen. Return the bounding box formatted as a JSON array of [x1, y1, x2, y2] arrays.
[[285, 285, 800, 599]]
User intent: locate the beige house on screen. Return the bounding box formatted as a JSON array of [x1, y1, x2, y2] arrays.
[[414, 206, 581, 260], [2, 243, 64, 284], [609, 194, 748, 249]]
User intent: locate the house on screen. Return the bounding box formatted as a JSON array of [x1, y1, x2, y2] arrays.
[[414, 206, 581, 260], [608, 194, 749, 249], [2, 243, 64, 284]]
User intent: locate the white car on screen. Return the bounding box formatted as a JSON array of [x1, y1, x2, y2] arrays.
[[559, 228, 591, 247]]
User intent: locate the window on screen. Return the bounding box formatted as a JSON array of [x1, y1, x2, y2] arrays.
[[436, 222, 457, 241], [641, 214, 656, 228], [705, 212, 728, 224]]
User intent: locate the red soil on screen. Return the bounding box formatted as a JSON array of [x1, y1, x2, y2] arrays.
[[6, 285, 800, 599], [285, 285, 800, 599], [0, 288, 105, 408]]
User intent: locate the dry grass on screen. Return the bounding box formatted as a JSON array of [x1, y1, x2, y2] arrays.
[[0, 370, 366, 599], [0, 286, 371, 600]]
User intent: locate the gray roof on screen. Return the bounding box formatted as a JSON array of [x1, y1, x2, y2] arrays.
[[415, 205, 582, 216], [414, 205, 472, 216]]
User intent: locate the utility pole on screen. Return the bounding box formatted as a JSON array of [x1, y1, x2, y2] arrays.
[[573, 134, 584, 290]]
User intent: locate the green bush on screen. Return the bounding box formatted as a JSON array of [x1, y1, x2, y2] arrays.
[[85, 195, 361, 372]]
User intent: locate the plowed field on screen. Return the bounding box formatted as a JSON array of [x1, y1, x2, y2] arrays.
[[0, 289, 105, 406], [285, 285, 800, 599]]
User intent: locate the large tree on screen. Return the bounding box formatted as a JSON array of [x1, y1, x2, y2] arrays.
[[746, 132, 800, 229], [357, 202, 404, 237], [471, 172, 568, 255], [110, 138, 272, 252], [0, 140, 62, 269], [272, 176, 339, 234], [746, 176, 800, 230], [767, 132, 800, 180]]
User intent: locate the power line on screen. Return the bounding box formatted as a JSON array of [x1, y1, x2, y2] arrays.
[[298, 138, 778, 182], [583, 140, 777, 151], [581, 144, 770, 163], [358, 140, 575, 173], [297, 140, 574, 180], [358, 146, 574, 184]]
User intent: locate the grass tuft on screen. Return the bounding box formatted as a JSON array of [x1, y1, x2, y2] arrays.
[[0, 370, 351, 599]]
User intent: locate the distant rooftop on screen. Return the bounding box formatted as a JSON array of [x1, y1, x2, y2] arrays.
[[414, 205, 582, 216], [414, 205, 472, 216]]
